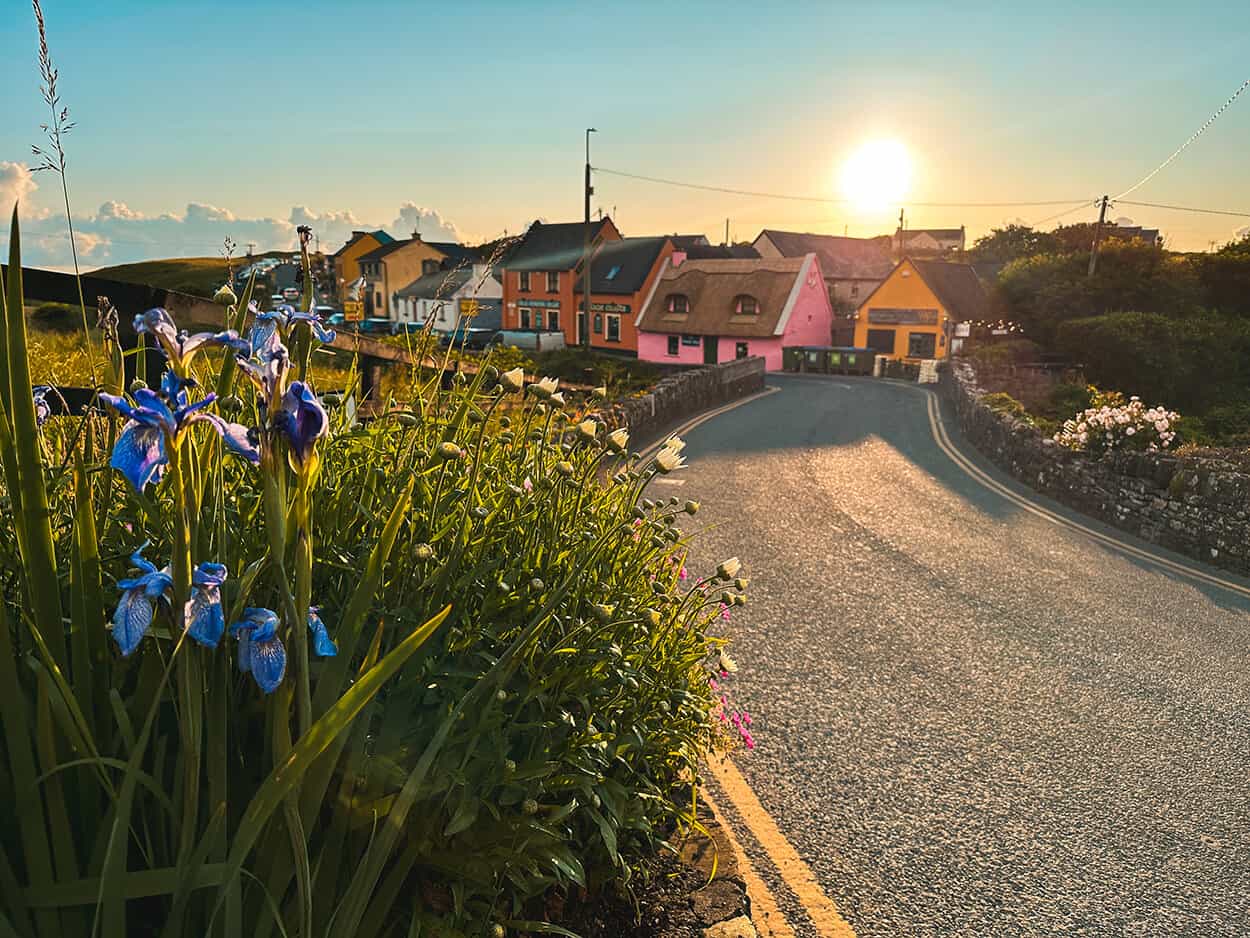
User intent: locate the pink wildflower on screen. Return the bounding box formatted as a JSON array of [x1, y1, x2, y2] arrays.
[[719, 603, 731, 621], [679, 567, 688, 581], [741, 712, 751, 726], [708, 678, 719, 691], [741, 731, 755, 750], [522, 476, 533, 492]]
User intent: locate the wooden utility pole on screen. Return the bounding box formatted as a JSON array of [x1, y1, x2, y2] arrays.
[[582, 127, 596, 351], [1087, 194, 1109, 277]]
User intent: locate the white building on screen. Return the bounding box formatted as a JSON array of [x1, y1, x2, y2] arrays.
[[393, 264, 502, 333]]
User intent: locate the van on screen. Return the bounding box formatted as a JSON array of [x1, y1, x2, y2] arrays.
[[489, 330, 566, 352]]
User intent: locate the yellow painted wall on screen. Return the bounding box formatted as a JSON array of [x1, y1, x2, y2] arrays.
[[333, 234, 385, 302], [852, 259, 950, 360], [376, 241, 452, 315]]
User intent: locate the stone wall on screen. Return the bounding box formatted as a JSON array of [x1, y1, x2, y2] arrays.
[[944, 359, 1250, 576], [603, 356, 766, 447]]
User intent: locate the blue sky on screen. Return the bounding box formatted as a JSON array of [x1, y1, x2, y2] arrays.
[[2, 0, 1249, 266]]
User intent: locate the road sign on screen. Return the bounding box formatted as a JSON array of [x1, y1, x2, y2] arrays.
[[343, 300, 364, 322]]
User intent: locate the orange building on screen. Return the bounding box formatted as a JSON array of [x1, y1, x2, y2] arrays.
[[853, 258, 988, 360]]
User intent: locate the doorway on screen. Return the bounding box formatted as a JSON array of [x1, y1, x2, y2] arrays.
[[703, 336, 719, 364]]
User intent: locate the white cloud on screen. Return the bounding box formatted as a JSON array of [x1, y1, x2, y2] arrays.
[[0, 163, 469, 270], [1235, 226, 1250, 241], [1113, 216, 1135, 227]]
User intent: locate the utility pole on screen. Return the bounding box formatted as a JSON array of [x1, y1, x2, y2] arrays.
[[1087, 194, 1109, 278], [725, 218, 730, 246], [582, 127, 596, 352], [897, 208, 906, 259]]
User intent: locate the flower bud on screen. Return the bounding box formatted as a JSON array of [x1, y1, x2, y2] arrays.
[[522, 798, 539, 815], [549, 391, 566, 407], [395, 413, 419, 428], [734, 577, 749, 591], [592, 603, 615, 622], [414, 543, 434, 561], [437, 441, 462, 460], [129, 379, 147, 394], [591, 385, 608, 400], [471, 506, 489, 519], [576, 418, 598, 441], [646, 609, 662, 627], [555, 460, 574, 477], [530, 577, 545, 591], [499, 416, 511, 429], [716, 557, 741, 579], [607, 427, 629, 452], [218, 394, 243, 414], [530, 375, 558, 399], [500, 367, 525, 393], [492, 924, 506, 938], [684, 500, 700, 515], [322, 392, 344, 407], [213, 283, 238, 307], [496, 689, 507, 702], [504, 759, 517, 774], [481, 364, 500, 385]]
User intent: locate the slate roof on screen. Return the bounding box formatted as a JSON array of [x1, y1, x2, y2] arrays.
[[395, 267, 474, 300], [506, 219, 615, 272], [332, 229, 394, 257], [669, 234, 711, 250], [684, 243, 761, 260], [356, 238, 479, 265], [637, 255, 812, 338], [590, 237, 670, 294], [755, 230, 893, 280], [906, 260, 989, 321], [357, 239, 417, 263]]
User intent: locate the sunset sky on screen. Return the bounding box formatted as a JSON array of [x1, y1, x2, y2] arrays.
[[2, 0, 1248, 267]]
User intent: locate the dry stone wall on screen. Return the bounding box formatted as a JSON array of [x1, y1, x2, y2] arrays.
[[944, 360, 1250, 576]]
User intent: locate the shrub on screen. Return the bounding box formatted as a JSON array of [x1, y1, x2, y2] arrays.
[[1053, 395, 1180, 454], [1042, 382, 1093, 420], [28, 300, 82, 331], [0, 219, 737, 937], [981, 391, 1033, 424]]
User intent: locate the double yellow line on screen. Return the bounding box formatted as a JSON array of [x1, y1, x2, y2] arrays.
[[924, 392, 1250, 601]]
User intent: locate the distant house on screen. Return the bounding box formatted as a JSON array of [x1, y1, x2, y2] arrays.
[[331, 230, 394, 303], [895, 226, 966, 257], [636, 252, 833, 371], [1104, 225, 1161, 246], [752, 229, 894, 343], [500, 217, 622, 342], [394, 264, 502, 333], [852, 258, 988, 361], [356, 235, 480, 320]]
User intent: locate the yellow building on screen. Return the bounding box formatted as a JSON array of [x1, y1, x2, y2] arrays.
[[331, 230, 394, 303], [356, 236, 479, 320], [853, 258, 988, 360]]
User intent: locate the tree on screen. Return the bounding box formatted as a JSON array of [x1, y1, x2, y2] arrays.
[[967, 224, 1061, 265]]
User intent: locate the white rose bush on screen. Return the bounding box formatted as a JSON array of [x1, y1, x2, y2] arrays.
[[1054, 389, 1180, 455]]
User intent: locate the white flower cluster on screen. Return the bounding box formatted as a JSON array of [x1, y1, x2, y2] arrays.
[[1054, 397, 1180, 454]]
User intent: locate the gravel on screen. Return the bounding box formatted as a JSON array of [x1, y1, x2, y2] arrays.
[[677, 375, 1250, 938]]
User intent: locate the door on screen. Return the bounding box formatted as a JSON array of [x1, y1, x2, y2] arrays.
[[577, 311, 587, 346], [703, 336, 719, 364]]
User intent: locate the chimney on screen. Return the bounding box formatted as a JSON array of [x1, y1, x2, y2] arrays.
[[412, 228, 422, 242], [671, 250, 687, 268]]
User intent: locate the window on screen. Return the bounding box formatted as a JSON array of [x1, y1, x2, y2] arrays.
[[681, 334, 701, 347], [519, 271, 531, 291], [907, 332, 937, 358], [605, 314, 621, 343], [547, 310, 559, 331], [594, 313, 603, 334], [519, 308, 531, 330], [736, 341, 749, 359], [735, 295, 759, 315], [667, 335, 679, 356], [605, 265, 621, 281], [865, 328, 895, 354], [850, 283, 860, 298], [547, 271, 560, 293], [375, 291, 383, 310], [422, 259, 440, 276], [667, 294, 689, 314]]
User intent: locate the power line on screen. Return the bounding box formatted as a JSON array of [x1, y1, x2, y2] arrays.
[[1115, 198, 1250, 220], [593, 166, 1087, 208], [1113, 76, 1250, 200], [1031, 199, 1100, 227]]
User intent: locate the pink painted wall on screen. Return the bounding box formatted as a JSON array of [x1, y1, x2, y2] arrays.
[[637, 255, 834, 372]]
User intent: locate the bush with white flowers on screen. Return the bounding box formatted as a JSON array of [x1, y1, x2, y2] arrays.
[[1054, 389, 1179, 454]]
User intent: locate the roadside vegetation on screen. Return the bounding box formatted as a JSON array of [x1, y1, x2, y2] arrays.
[[963, 225, 1250, 447], [1, 216, 751, 936]]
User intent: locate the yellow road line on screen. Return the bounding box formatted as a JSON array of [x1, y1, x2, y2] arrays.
[[923, 392, 1250, 600], [701, 783, 799, 938], [636, 385, 782, 460], [706, 756, 858, 938]]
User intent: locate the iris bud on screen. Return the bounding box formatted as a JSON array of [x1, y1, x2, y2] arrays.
[[213, 283, 237, 306]]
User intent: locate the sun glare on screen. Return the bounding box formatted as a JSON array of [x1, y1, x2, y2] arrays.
[[840, 139, 912, 211]]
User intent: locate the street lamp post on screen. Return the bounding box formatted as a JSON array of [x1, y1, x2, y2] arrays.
[[582, 127, 596, 352]]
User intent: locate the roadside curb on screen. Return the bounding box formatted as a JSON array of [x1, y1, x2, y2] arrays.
[[672, 795, 756, 937]]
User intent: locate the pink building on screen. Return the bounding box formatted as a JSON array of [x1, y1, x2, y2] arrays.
[[635, 252, 833, 371]]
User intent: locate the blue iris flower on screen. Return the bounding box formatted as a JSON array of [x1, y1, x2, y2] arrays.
[[236, 341, 290, 411], [134, 307, 250, 371], [100, 369, 259, 492], [247, 303, 335, 358], [33, 385, 51, 426], [185, 562, 229, 648], [274, 381, 327, 468], [231, 608, 286, 693], [112, 544, 173, 656], [307, 606, 338, 657]]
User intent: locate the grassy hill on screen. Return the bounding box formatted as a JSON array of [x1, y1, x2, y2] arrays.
[[93, 252, 290, 298]]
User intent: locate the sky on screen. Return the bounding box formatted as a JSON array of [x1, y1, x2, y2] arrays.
[[2, 0, 1249, 269]]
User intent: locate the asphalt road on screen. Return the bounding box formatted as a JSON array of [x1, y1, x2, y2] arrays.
[[675, 374, 1250, 938]]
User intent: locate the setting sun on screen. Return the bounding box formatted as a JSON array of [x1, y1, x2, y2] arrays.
[[839, 139, 912, 211]]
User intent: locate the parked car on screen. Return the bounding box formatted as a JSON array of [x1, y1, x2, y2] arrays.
[[489, 330, 566, 352], [359, 318, 393, 335], [439, 326, 499, 350], [268, 294, 287, 309]]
